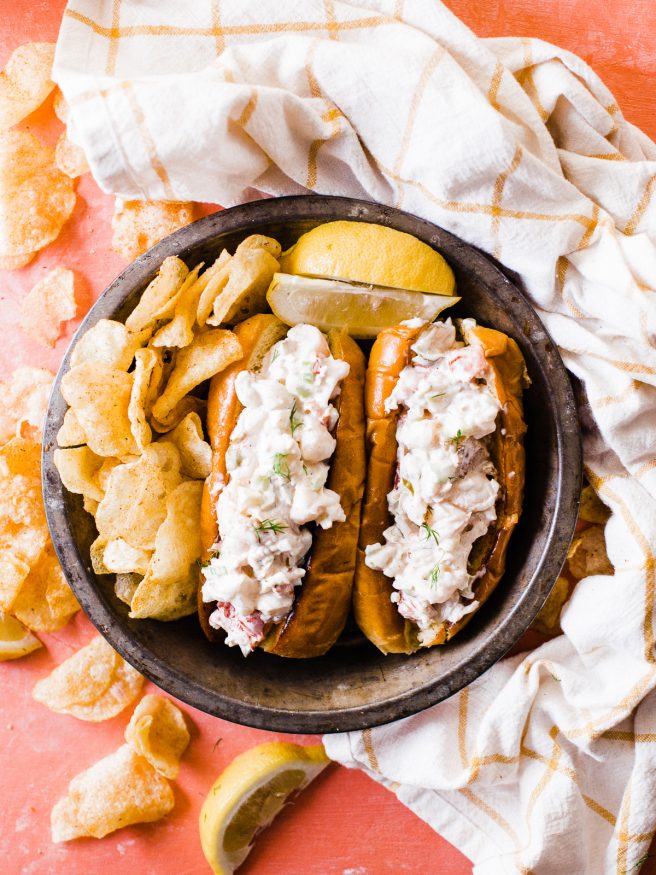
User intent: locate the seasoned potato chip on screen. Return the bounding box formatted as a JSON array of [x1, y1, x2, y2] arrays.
[[150, 264, 205, 349], [89, 536, 110, 575], [124, 256, 189, 334], [167, 412, 211, 479], [12, 545, 79, 632], [151, 395, 205, 434], [0, 251, 35, 270], [53, 88, 68, 122], [130, 481, 203, 621], [128, 348, 160, 450], [54, 446, 105, 503], [70, 319, 147, 372], [55, 131, 89, 179], [103, 539, 151, 576], [195, 252, 232, 326], [0, 130, 75, 259], [61, 361, 137, 457], [83, 496, 99, 516], [112, 199, 196, 262], [0, 550, 31, 611], [51, 744, 174, 842], [95, 456, 122, 492], [33, 634, 143, 720], [532, 575, 570, 635], [57, 408, 86, 447], [151, 329, 241, 423], [0, 42, 55, 130], [0, 459, 49, 566], [567, 525, 614, 579], [579, 485, 611, 525], [95, 442, 182, 551], [0, 366, 53, 443], [115, 573, 141, 607], [19, 267, 76, 348], [125, 694, 190, 778], [0, 433, 41, 478]]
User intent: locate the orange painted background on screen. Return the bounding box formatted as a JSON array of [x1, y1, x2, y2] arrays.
[[1, 2, 655, 874]]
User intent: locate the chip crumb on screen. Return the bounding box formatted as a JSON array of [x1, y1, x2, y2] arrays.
[[112, 199, 196, 262], [19, 266, 77, 348]]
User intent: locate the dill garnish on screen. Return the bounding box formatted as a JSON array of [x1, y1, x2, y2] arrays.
[[421, 522, 439, 546], [253, 519, 287, 541], [289, 401, 303, 437], [449, 429, 463, 450], [272, 453, 291, 480]]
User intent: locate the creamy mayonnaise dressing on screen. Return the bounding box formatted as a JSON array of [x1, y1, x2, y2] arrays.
[[364, 318, 501, 645], [201, 324, 349, 655]]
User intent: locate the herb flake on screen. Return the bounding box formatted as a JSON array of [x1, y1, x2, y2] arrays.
[[272, 453, 291, 480], [254, 519, 287, 540], [289, 401, 303, 437], [421, 522, 439, 546]]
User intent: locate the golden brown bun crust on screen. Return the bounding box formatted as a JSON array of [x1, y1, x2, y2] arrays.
[[199, 319, 366, 658], [353, 321, 527, 655]]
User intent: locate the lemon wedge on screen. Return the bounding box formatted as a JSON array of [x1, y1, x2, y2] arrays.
[[0, 610, 42, 661], [199, 741, 329, 875], [267, 273, 459, 338], [279, 220, 456, 296]]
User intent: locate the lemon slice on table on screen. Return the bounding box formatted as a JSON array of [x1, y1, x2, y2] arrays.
[[267, 273, 459, 338], [280, 220, 457, 296], [0, 611, 42, 661], [199, 741, 329, 875]]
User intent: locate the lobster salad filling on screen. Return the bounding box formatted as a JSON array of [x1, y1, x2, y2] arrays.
[[201, 324, 349, 655], [364, 318, 502, 645]]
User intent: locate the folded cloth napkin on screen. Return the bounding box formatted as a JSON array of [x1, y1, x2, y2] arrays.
[[54, 1, 656, 872]]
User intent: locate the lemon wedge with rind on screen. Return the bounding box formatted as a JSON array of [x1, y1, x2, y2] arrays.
[[267, 273, 459, 339], [199, 741, 329, 875], [0, 610, 42, 661], [279, 221, 456, 296]]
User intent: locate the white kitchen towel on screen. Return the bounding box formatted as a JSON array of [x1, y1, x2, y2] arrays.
[[54, 2, 656, 872]]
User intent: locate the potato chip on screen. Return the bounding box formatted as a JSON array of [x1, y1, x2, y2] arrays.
[[57, 408, 86, 447], [103, 539, 151, 576], [55, 131, 89, 179], [0, 433, 41, 478], [95, 442, 182, 551], [53, 88, 69, 123], [128, 348, 161, 451], [151, 395, 205, 434], [53, 446, 105, 503], [130, 481, 203, 621], [150, 264, 205, 349], [0, 130, 75, 259], [115, 573, 141, 607], [195, 252, 232, 326], [83, 496, 99, 516], [0, 366, 53, 443], [125, 694, 190, 779], [0, 460, 49, 566], [532, 575, 570, 635], [567, 525, 614, 579], [95, 456, 122, 492], [12, 545, 79, 632], [19, 266, 77, 348], [112, 199, 196, 262], [0, 550, 31, 611], [70, 318, 147, 372], [0, 251, 35, 270], [167, 412, 211, 479], [579, 485, 611, 525], [0, 42, 55, 130], [61, 361, 137, 457], [51, 743, 174, 842], [89, 536, 110, 575], [33, 634, 143, 720], [124, 256, 189, 334], [151, 329, 241, 423]]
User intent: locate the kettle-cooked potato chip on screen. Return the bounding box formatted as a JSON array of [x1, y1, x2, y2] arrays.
[[130, 480, 203, 621], [55, 131, 89, 179], [54, 446, 105, 503], [53, 88, 68, 122], [0, 130, 75, 260], [0, 42, 55, 130], [51, 744, 174, 842], [70, 318, 147, 372], [115, 573, 142, 607], [112, 199, 196, 262], [95, 442, 182, 551], [57, 408, 87, 447], [61, 361, 137, 458], [128, 348, 161, 451], [12, 545, 79, 632], [124, 256, 189, 334], [150, 264, 204, 349], [579, 485, 611, 525], [567, 525, 614, 580], [103, 538, 152, 576], [89, 536, 110, 575], [0, 433, 41, 478], [0, 366, 53, 443], [166, 412, 211, 479], [0, 251, 35, 270], [19, 266, 77, 348], [0, 550, 31, 611], [125, 694, 190, 779], [33, 634, 143, 721], [0, 458, 49, 567], [531, 575, 571, 635], [193, 250, 231, 327], [151, 329, 241, 423], [150, 395, 205, 434]]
